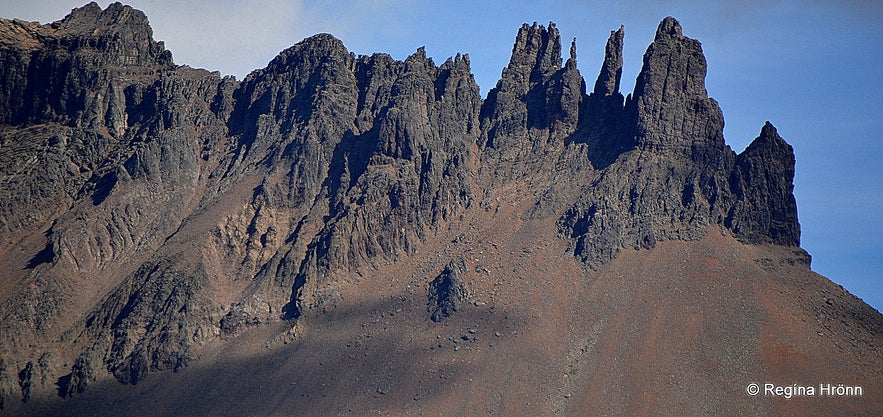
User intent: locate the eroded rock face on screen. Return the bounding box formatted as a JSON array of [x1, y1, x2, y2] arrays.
[[560, 17, 724, 267], [480, 22, 584, 173], [0, 1, 233, 398], [629, 17, 725, 154], [0, 1, 180, 245], [558, 17, 803, 268], [0, 5, 810, 407], [291, 48, 479, 308], [0, 2, 173, 128]]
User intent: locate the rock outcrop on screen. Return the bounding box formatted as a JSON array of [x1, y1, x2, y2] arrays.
[[629, 16, 724, 153], [427, 256, 470, 322], [0, 5, 844, 415], [480, 22, 584, 177], [558, 17, 804, 268], [580, 25, 626, 169], [0, 2, 173, 128], [727, 121, 800, 245], [0, 1, 233, 401]]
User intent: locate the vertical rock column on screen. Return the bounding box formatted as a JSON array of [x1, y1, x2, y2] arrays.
[[629, 17, 725, 156]]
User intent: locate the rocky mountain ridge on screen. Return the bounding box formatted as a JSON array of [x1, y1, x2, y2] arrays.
[[0, 3, 878, 416]]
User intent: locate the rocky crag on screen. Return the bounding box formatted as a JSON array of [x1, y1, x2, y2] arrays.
[[0, 3, 879, 416]]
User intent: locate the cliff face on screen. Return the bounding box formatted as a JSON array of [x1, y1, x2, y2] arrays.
[[559, 17, 800, 268], [0, 3, 879, 416], [0, 2, 233, 403]]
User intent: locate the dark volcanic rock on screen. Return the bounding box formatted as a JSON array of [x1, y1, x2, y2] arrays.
[[16, 362, 32, 403], [592, 26, 624, 97], [0, 2, 173, 128], [283, 45, 479, 318], [0, 126, 112, 242], [480, 22, 584, 173], [428, 256, 470, 322], [0, 2, 231, 401], [727, 122, 800, 246], [581, 26, 627, 169], [0, 361, 6, 410], [58, 354, 95, 398], [560, 17, 729, 268], [629, 17, 724, 154], [558, 19, 802, 270], [0, 5, 822, 410]]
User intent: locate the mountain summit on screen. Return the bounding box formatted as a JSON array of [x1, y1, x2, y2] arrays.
[[0, 3, 880, 416]]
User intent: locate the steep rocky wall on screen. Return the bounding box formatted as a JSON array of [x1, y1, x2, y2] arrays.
[[291, 47, 480, 315], [479, 22, 584, 179], [558, 17, 803, 268], [0, 2, 173, 128], [0, 3, 233, 404]]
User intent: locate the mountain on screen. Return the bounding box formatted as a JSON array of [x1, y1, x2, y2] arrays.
[[0, 3, 880, 416]]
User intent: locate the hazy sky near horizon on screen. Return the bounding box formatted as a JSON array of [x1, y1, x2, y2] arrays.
[[1, 1, 880, 311]]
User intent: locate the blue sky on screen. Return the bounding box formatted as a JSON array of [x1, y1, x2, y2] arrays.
[[2, 1, 880, 312]]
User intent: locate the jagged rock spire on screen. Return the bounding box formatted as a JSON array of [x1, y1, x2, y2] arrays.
[[565, 18, 800, 269], [655, 15, 683, 40], [507, 21, 562, 87], [567, 37, 577, 67], [727, 121, 800, 246], [593, 26, 623, 96], [581, 25, 626, 169], [630, 16, 724, 153], [480, 21, 583, 159]]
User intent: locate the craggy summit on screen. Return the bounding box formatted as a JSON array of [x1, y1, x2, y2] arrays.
[[0, 3, 879, 416]]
